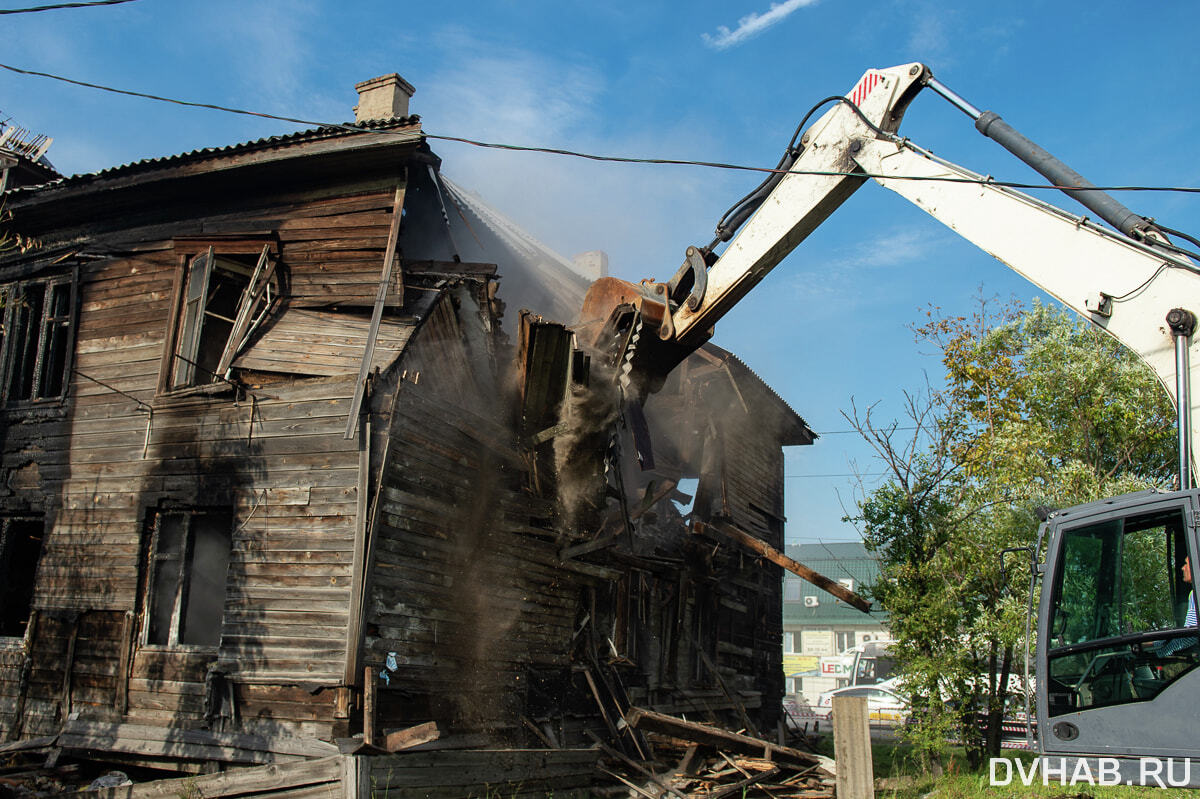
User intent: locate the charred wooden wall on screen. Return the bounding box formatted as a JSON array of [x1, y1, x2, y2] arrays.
[[0, 171, 422, 747], [363, 313, 593, 737]]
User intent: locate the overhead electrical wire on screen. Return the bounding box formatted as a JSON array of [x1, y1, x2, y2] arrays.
[[0, 0, 140, 13], [2, 59, 1200, 203]]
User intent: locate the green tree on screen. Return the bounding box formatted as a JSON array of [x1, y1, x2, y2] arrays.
[[847, 297, 1175, 769]]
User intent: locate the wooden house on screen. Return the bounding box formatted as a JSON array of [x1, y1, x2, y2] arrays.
[[0, 75, 814, 784]]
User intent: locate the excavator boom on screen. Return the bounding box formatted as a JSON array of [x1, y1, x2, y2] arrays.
[[577, 62, 1200, 775], [580, 62, 1200, 474]]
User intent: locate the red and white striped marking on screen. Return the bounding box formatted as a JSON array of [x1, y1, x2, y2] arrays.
[[848, 70, 883, 107]]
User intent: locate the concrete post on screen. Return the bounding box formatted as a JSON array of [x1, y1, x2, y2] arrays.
[[832, 695, 873, 799]]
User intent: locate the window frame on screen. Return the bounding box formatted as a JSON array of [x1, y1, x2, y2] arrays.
[[159, 239, 277, 395], [139, 506, 233, 651], [0, 270, 78, 408]]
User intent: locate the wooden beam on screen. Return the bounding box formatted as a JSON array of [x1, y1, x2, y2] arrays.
[[384, 721, 440, 752], [402, 259, 497, 276], [623, 707, 829, 772], [692, 519, 871, 613], [585, 732, 688, 799], [345, 179, 406, 439], [87, 755, 343, 798], [363, 666, 378, 747], [708, 766, 782, 798], [343, 413, 371, 685]]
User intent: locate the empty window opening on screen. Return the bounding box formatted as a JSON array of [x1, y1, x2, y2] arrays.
[[0, 517, 45, 637], [144, 508, 233, 647], [1, 276, 74, 405], [171, 245, 276, 389]]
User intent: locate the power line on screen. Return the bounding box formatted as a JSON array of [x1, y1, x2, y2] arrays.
[[0, 0, 140, 13], [0, 61, 327, 127], [812, 426, 919, 435], [2, 59, 1200, 197], [786, 472, 887, 478]]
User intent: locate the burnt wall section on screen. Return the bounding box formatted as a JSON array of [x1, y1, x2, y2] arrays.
[[0, 162, 423, 746], [363, 353, 583, 737]]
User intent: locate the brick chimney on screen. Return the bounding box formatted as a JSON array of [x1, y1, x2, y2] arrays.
[[354, 74, 416, 123]]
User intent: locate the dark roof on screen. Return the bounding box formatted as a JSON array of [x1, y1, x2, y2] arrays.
[[5, 116, 421, 197], [783, 541, 885, 623], [1, 147, 63, 189], [702, 343, 815, 446]]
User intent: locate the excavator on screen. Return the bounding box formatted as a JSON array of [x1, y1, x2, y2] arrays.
[[576, 63, 1200, 782]]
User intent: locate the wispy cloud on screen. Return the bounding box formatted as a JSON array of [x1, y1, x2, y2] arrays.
[[825, 228, 942, 272], [906, 13, 952, 66], [702, 0, 820, 50], [417, 31, 736, 279], [785, 227, 947, 315]]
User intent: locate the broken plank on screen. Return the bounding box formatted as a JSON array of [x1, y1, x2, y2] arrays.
[[623, 707, 829, 773], [383, 720, 440, 752], [692, 519, 871, 612], [586, 731, 688, 799], [84, 755, 343, 798]]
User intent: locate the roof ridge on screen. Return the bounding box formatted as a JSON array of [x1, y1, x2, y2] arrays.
[[4, 117, 421, 195]]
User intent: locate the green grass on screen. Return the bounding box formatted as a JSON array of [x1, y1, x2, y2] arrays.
[[815, 739, 1196, 798]]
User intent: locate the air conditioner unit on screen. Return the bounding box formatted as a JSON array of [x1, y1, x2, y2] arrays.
[[804, 596, 819, 607]]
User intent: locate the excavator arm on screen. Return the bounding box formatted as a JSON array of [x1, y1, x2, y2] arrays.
[[580, 62, 1200, 476]]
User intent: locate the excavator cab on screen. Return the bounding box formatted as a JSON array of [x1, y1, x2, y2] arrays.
[[1033, 489, 1200, 773]]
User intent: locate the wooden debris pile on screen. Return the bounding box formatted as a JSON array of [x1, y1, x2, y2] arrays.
[[592, 707, 835, 798]]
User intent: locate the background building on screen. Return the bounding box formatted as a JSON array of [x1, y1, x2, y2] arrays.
[[782, 542, 891, 707]]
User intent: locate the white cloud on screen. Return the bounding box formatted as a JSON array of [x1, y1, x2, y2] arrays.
[[780, 227, 947, 316], [825, 228, 942, 272], [702, 0, 821, 50], [416, 33, 739, 280], [906, 14, 951, 66]]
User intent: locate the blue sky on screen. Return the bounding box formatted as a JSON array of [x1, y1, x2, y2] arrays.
[[4, 0, 1199, 544]]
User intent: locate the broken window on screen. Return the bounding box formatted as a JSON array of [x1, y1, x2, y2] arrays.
[[0, 517, 44, 638], [168, 245, 276, 390], [0, 275, 75, 405], [142, 508, 233, 647]]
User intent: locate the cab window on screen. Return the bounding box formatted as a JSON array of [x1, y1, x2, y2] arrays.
[[1046, 506, 1198, 715]]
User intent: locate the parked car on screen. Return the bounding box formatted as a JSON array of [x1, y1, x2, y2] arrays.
[[816, 684, 910, 725], [781, 695, 821, 732]]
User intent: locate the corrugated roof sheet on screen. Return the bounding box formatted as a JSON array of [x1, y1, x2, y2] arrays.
[[5, 117, 421, 196], [701, 343, 815, 445]]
